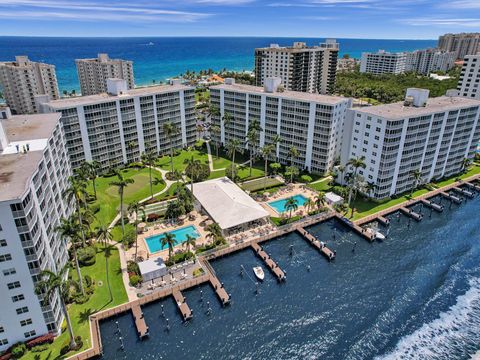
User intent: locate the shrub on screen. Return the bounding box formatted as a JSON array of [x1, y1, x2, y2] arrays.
[[193, 268, 205, 277], [26, 334, 54, 349], [300, 175, 313, 183], [127, 261, 140, 275], [11, 343, 26, 359], [164, 251, 194, 266], [30, 344, 49, 353], [123, 226, 137, 248], [72, 293, 90, 304], [60, 336, 83, 356], [147, 213, 160, 222], [186, 163, 210, 182], [77, 246, 97, 266], [129, 274, 142, 287], [225, 166, 238, 182]]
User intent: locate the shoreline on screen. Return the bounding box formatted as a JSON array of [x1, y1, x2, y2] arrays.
[[67, 172, 480, 360]]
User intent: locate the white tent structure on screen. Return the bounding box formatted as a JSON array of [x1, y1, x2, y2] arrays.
[[192, 177, 269, 232], [138, 257, 168, 282], [325, 192, 344, 205]]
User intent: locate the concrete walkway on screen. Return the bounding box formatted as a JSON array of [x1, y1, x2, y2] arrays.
[[310, 175, 333, 185], [206, 141, 215, 171]]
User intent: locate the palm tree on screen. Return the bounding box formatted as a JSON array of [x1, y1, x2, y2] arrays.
[[410, 169, 422, 195], [288, 145, 299, 167], [163, 122, 180, 174], [35, 267, 77, 350], [184, 155, 201, 192], [161, 233, 177, 263], [64, 176, 88, 247], [246, 119, 262, 177], [304, 197, 314, 213], [210, 125, 221, 159], [260, 144, 275, 191], [141, 150, 157, 199], [226, 138, 242, 181], [315, 191, 326, 210], [81, 161, 101, 199], [95, 224, 113, 302], [207, 105, 220, 121], [183, 234, 196, 253], [272, 134, 282, 162], [336, 164, 345, 183], [56, 217, 85, 295], [365, 181, 376, 198], [461, 157, 472, 173], [222, 111, 233, 132], [196, 124, 204, 140], [346, 156, 366, 215], [285, 165, 299, 184], [127, 201, 145, 262], [206, 222, 222, 245], [285, 197, 299, 219], [109, 170, 134, 241]]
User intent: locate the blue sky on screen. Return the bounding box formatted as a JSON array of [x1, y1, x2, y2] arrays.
[[0, 0, 478, 39]]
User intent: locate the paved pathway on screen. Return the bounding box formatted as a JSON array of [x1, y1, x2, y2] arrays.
[[310, 175, 333, 185]]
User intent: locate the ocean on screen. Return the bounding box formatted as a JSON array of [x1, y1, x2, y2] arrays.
[[99, 194, 480, 359], [0, 37, 436, 93]]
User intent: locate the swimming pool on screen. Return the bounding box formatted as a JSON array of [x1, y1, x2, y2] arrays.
[[145, 225, 200, 253], [268, 194, 308, 213]]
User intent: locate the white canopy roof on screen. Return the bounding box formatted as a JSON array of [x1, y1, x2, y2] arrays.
[[192, 177, 269, 230], [138, 257, 167, 282], [325, 192, 344, 204]]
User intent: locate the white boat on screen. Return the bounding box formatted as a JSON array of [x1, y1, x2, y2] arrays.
[[375, 231, 386, 241], [253, 266, 265, 281]]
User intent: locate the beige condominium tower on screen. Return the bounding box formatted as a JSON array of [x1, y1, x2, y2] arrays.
[[75, 53, 134, 96]]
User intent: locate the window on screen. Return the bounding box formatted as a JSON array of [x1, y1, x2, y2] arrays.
[[12, 294, 25, 302], [0, 254, 12, 262], [0, 339, 8, 346], [0, 240, 6, 247], [20, 319, 32, 327], [3, 268, 16, 276], [7, 281, 21, 290], [16, 307, 29, 315], [24, 330, 36, 339]]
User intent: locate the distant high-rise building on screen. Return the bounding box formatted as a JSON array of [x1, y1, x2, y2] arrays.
[[341, 89, 480, 199], [360, 50, 407, 75], [0, 111, 71, 350], [254, 40, 339, 94], [458, 55, 480, 99], [405, 49, 456, 75], [75, 53, 134, 96], [210, 78, 351, 174], [40, 79, 196, 170], [438, 33, 480, 60], [0, 56, 59, 114]]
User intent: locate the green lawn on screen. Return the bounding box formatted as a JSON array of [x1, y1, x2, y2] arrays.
[[350, 166, 480, 220], [156, 148, 209, 172], [212, 156, 231, 170], [23, 246, 127, 360], [309, 180, 333, 192], [88, 167, 166, 227], [241, 177, 284, 192]]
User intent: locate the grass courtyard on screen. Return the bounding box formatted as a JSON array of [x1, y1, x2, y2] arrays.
[[23, 246, 127, 360], [156, 148, 209, 172], [88, 167, 166, 227]]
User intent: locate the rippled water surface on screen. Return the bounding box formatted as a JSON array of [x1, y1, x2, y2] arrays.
[[100, 194, 480, 359]]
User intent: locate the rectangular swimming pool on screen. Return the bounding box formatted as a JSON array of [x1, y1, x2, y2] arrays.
[[145, 225, 201, 253], [268, 194, 308, 213]]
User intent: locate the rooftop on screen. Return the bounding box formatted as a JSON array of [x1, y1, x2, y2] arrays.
[[44, 83, 193, 109], [192, 177, 269, 230], [0, 113, 60, 202], [354, 96, 480, 119], [210, 83, 348, 105]]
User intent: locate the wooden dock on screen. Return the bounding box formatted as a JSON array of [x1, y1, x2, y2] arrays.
[[251, 243, 286, 281], [440, 191, 462, 204], [172, 289, 193, 321], [420, 198, 444, 212], [453, 186, 475, 198], [336, 215, 375, 241], [377, 215, 390, 226], [464, 181, 480, 192], [131, 304, 149, 338], [399, 207, 423, 221], [209, 274, 230, 305], [297, 227, 335, 260]]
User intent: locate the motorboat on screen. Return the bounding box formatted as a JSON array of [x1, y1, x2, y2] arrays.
[[253, 266, 265, 281], [375, 231, 386, 241]]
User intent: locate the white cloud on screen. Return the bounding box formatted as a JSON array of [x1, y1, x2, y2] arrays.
[[0, 0, 212, 22], [194, 0, 254, 4], [400, 17, 480, 27], [441, 0, 480, 9]]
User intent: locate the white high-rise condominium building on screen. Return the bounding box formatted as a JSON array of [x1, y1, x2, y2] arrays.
[[76, 53, 135, 96], [341, 88, 480, 199], [0, 111, 71, 350], [0, 56, 59, 115], [458, 55, 480, 100], [210, 78, 351, 174], [254, 40, 339, 94], [438, 33, 480, 60], [360, 50, 407, 75], [40, 79, 196, 170], [405, 49, 456, 75]]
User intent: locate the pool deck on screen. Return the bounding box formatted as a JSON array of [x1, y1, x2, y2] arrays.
[[67, 174, 480, 360], [260, 184, 319, 217]]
